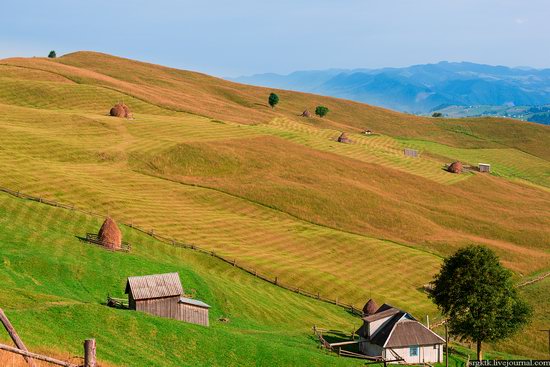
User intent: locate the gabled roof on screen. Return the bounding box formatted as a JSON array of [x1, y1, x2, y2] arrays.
[[125, 272, 183, 300], [179, 297, 211, 309], [362, 303, 402, 322], [384, 320, 445, 347]]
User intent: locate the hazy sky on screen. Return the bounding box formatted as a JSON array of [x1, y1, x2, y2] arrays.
[[1, 0, 548, 77]]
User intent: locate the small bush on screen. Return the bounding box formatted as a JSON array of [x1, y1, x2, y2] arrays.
[[268, 93, 279, 109], [315, 106, 329, 118], [48, 50, 57, 58]]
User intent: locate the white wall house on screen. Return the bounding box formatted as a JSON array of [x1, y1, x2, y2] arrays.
[[356, 302, 445, 364]]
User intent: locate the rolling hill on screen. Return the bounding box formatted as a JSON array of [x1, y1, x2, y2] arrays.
[[0, 51, 549, 364]]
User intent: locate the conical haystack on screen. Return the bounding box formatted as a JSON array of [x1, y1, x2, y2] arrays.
[[109, 103, 132, 118], [362, 299, 378, 316], [301, 110, 311, 118], [337, 132, 352, 144], [448, 161, 463, 174], [98, 217, 122, 250]]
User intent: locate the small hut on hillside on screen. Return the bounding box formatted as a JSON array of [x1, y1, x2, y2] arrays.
[[337, 132, 352, 144], [479, 163, 491, 173], [125, 272, 210, 327], [301, 109, 311, 118], [98, 217, 122, 250], [109, 103, 132, 119], [448, 161, 463, 174], [362, 299, 378, 316]]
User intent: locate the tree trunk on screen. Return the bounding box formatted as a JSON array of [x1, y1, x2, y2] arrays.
[[476, 339, 483, 360]]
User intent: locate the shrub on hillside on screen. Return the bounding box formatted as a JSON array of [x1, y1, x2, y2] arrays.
[[315, 106, 329, 118], [48, 50, 56, 58], [268, 93, 279, 109]]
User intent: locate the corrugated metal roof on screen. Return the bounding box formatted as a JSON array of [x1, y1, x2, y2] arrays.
[[125, 272, 183, 300], [384, 320, 445, 347], [179, 297, 211, 309]]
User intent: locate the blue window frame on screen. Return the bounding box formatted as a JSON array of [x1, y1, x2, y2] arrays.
[[410, 346, 419, 356]]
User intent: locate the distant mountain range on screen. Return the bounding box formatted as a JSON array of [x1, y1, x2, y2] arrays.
[[231, 62, 550, 123]]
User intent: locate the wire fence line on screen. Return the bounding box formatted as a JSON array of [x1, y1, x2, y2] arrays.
[[0, 186, 365, 317]]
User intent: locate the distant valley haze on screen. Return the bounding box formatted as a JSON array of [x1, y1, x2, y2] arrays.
[[229, 62, 550, 124]]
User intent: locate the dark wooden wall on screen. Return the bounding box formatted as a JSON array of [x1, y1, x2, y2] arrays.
[[178, 303, 209, 327], [132, 296, 209, 326]]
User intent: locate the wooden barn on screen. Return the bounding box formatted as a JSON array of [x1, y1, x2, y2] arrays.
[[125, 272, 210, 327]]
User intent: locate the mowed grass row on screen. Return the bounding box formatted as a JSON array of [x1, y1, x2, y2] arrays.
[[400, 139, 550, 188], [0, 146, 441, 318], [0, 102, 548, 275], [255, 118, 469, 185], [0, 77, 177, 115], [0, 192, 366, 367]]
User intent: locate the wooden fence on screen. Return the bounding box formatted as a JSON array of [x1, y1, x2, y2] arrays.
[[0, 308, 96, 367], [84, 233, 131, 252], [0, 186, 366, 317], [2, 185, 543, 325]]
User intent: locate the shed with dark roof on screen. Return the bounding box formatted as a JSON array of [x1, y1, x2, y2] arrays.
[[125, 272, 210, 326]]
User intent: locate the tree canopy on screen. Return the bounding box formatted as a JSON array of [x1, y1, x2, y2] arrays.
[[429, 245, 531, 360], [48, 50, 57, 58], [315, 106, 329, 118], [268, 93, 279, 108]]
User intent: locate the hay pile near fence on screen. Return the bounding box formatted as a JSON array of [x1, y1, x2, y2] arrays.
[[362, 299, 378, 316], [109, 103, 132, 119], [448, 161, 463, 174], [337, 132, 352, 144], [98, 217, 122, 250]]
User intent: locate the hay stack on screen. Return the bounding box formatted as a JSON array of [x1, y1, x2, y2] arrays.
[[109, 103, 132, 118], [301, 110, 311, 118], [448, 161, 463, 174], [362, 299, 378, 316], [337, 132, 352, 144], [98, 217, 122, 250]]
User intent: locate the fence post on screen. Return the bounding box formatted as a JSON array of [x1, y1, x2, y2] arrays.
[[335, 297, 338, 306], [275, 276, 278, 285], [0, 308, 36, 367], [317, 292, 320, 300], [232, 259, 236, 266], [84, 339, 96, 367]]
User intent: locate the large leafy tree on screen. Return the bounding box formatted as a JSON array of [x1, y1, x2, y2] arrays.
[[48, 50, 57, 58], [268, 93, 279, 109], [430, 246, 531, 360]]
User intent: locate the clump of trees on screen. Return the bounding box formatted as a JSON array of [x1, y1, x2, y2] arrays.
[[315, 106, 329, 118], [48, 50, 57, 58], [429, 245, 531, 361], [268, 93, 279, 109], [432, 112, 443, 117]]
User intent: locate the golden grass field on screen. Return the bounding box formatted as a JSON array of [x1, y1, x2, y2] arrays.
[[0, 51, 549, 359]]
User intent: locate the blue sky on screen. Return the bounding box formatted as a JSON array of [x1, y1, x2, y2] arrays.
[[1, 0, 548, 76]]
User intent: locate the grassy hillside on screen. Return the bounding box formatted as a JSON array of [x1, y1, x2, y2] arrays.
[[0, 191, 363, 367], [0, 51, 548, 361]]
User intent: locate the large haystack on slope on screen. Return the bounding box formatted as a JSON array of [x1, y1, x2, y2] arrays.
[[337, 132, 352, 144], [98, 217, 122, 250], [448, 161, 463, 174], [362, 299, 378, 316], [109, 103, 132, 118]]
